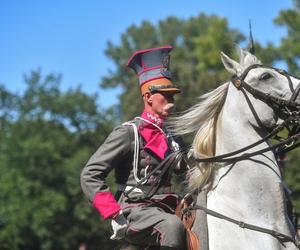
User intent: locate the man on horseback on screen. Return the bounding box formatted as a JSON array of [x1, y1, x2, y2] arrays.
[[80, 46, 188, 249]]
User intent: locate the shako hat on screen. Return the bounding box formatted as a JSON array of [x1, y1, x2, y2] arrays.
[[127, 46, 181, 95]]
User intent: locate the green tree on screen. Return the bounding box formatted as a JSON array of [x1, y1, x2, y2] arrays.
[[274, 0, 300, 76], [273, 0, 300, 211], [0, 85, 18, 131], [0, 70, 117, 249]]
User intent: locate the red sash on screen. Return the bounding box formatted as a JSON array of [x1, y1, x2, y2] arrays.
[[138, 111, 168, 160]]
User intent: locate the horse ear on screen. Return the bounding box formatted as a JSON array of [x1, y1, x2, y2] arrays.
[[220, 52, 240, 74]]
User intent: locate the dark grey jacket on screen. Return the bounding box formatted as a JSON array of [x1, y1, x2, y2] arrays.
[[80, 118, 186, 215]]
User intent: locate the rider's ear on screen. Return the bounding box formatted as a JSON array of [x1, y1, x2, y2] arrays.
[[143, 92, 153, 104], [220, 52, 240, 75]]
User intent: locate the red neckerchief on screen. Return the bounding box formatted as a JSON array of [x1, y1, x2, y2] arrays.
[[137, 110, 168, 160]]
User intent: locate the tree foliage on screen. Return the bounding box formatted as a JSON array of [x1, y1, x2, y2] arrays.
[[273, 0, 300, 211], [0, 71, 117, 250], [274, 0, 300, 75]]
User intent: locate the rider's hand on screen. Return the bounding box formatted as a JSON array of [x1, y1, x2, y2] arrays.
[[110, 211, 128, 240]]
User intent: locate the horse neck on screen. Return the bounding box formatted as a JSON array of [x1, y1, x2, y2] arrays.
[[201, 88, 295, 250], [216, 86, 276, 159], [216, 104, 267, 155], [207, 89, 288, 227]]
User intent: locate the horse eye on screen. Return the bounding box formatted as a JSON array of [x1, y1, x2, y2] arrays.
[[259, 72, 272, 81]]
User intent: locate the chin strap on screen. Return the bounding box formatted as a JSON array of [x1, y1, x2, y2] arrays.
[[148, 84, 179, 93]]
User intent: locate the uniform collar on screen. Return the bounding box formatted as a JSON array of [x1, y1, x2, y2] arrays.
[[140, 110, 164, 128]]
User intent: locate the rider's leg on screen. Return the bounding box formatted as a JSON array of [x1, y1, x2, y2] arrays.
[[152, 213, 186, 249], [124, 206, 186, 249]]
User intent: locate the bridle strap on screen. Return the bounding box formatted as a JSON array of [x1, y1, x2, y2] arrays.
[[291, 81, 300, 103], [193, 131, 300, 163], [237, 79, 300, 112], [232, 64, 300, 113], [183, 205, 300, 248], [193, 117, 297, 163], [239, 86, 269, 133]]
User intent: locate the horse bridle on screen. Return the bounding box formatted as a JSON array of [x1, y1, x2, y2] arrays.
[[192, 64, 300, 164], [231, 64, 300, 134], [189, 64, 300, 248], [232, 64, 300, 156], [232, 64, 300, 112]]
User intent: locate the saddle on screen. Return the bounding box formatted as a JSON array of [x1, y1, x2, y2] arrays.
[[175, 193, 200, 250]]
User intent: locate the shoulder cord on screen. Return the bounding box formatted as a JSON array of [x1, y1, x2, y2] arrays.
[[123, 121, 147, 184], [132, 116, 169, 184], [123, 116, 165, 184], [123, 117, 187, 201]]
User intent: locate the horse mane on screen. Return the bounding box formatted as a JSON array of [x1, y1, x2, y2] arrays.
[[171, 82, 229, 191]]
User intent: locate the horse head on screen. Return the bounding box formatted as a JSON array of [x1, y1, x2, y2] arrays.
[[221, 48, 300, 132]]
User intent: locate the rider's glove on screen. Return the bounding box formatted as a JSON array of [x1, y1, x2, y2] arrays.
[[110, 210, 128, 240]]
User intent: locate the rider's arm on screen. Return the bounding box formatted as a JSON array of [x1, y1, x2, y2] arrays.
[[80, 125, 131, 219]]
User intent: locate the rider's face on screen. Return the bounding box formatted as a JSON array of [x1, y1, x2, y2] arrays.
[[148, 91, 176, 118]]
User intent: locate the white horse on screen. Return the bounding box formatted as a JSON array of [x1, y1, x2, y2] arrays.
[[172, 48, 300, 250]]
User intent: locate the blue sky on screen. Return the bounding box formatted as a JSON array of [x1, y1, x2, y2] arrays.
[[0, 0, 293, 108]]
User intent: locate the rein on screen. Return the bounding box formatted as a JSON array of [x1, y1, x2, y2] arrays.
[[194, 116, 300, 163], [182, 205, 300, 248]]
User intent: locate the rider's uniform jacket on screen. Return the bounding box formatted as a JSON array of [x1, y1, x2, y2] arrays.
[[80, 111, 186, 219]]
